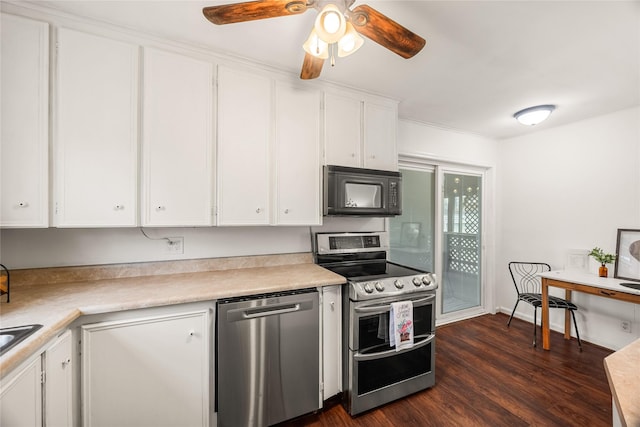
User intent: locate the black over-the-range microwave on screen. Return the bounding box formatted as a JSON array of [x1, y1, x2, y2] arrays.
[[323, 165, 402, 217]]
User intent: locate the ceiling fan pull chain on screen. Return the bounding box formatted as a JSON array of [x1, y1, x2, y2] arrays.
[[330, 43, 336, 67]]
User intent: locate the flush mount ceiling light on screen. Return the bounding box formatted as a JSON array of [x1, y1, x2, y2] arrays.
[[513, 104, 556, 126], [202, 0, 426, 80]]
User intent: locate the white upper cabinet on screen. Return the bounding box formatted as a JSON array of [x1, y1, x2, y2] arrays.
[[217, 66, 271, 225], [217, 66, 322, 226], [363, 101, 398, 171], [324, 92, 361, 168], [324, 92, 398, 171], [1, 14, 49, 228], [274, 81, 322, 225], [142, 48, 214, 226], [55, 28, 139, 227]]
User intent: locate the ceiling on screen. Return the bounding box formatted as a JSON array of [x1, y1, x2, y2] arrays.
[[21, 0, 640, 139]]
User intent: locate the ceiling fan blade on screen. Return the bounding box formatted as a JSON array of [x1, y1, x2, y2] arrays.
[[300, 53, 324, 80], [203, 0, 308, 25], [350, 4, 426, 59]]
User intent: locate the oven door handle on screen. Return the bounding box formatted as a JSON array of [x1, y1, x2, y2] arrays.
[[353, 334, 435, 361], [354, 294, 435, 314]]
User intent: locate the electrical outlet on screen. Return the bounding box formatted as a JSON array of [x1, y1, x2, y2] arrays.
[[621, 320, 632, 333], [165, 237, 184, 254]]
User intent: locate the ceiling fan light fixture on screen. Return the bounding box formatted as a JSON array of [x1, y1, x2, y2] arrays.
[[337, 22, 364, 57], [513, 104, 556, 126], [303, 29, 329, 59], [315, 4, 347, 43]]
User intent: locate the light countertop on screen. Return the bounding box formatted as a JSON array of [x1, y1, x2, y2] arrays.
[[604, 338, 640, 427], [0, 253, 346, 377], [538, 270, 640, 296]]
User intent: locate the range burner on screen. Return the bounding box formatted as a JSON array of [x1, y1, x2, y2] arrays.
[[314, 231, 437, 301]]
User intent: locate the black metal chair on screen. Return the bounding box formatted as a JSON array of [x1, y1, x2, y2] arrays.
[[507, 262, 582, 351]]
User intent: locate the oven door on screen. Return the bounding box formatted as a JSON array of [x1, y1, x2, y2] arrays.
[[350, 293, 434, 351], [345, 293, 436, 415]]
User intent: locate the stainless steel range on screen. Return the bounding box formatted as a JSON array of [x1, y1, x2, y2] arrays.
[[314, 232, 437, 416]]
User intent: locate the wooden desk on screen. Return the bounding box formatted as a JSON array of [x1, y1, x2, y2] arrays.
[[539, 270, 640, 351]]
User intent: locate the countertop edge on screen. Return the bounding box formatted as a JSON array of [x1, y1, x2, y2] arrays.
[[0, 261, 346, 378]]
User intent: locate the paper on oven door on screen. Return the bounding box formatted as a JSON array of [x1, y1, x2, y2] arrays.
[[389, 301, 414, 351]]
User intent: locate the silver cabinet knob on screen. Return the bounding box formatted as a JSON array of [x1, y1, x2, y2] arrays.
[[188, 330, 195, 337], [156, 206, 166, 211], [256, 208, 262, 214], [17, 202, 29, 208], [284, 209, 290, 214], [114, 204, 124, 210], [62, 358, 71, 367]]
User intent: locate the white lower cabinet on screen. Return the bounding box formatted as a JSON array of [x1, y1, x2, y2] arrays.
[[44, 330, 74, 426], [0, 353, 42, 426], [0, 330, 73, 427], [81, 309, 210, 427], [322, 285, 342, 400]]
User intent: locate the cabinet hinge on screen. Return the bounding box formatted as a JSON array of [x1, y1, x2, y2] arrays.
[[41, 370, 46, 384]]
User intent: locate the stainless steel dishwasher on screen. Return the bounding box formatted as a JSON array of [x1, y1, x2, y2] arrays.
[[216, 288, 320, 427]]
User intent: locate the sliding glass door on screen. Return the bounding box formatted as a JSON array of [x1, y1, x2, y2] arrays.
[[390, 161, 485, 320], [389, 167, 435, 273]]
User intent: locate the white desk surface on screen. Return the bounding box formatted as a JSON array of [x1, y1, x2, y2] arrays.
[[539, 270, 640, 296]]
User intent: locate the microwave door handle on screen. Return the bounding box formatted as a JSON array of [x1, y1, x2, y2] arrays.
[[353, 334, 435, 361]]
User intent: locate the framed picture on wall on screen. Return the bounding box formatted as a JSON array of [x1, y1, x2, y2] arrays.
[[614, 229, 640, 282]]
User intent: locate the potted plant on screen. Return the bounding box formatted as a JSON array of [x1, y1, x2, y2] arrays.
[[589, 247, 616, 277]]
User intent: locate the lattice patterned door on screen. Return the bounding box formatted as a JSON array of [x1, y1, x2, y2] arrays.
[[442, 173, 482, 314]]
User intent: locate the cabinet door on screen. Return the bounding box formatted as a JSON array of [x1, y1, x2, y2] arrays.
[[1, 14, 49, 228], [44, 330, 73, 427], [82, 310, 209, 427], [363, 101, 398, 171], [0, 354, 43, 426], [56, 28, 138, 227], [142, 48, 214, 226], [324, 93, 361, 167], [322, 286, 342, 400], [217, 66, 271, 225], [274, 82, 322, 225]]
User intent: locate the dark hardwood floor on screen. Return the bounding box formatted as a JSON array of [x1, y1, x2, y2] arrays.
[[282, 313, 614, 427]]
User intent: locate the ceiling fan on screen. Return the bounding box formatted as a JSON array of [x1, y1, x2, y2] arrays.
[[202, 0, 426, 80]]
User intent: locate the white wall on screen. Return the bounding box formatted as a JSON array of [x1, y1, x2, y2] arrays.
[[0, 217, 385, 270], [497, 107, 640, 350], [399, 120, 498, 167]]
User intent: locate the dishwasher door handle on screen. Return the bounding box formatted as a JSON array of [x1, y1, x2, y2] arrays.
[[226, 299, 314, 322]]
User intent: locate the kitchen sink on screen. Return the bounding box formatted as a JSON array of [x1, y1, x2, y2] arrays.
[[0, 324, 43, 356], [620, 282, 640, 291]]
